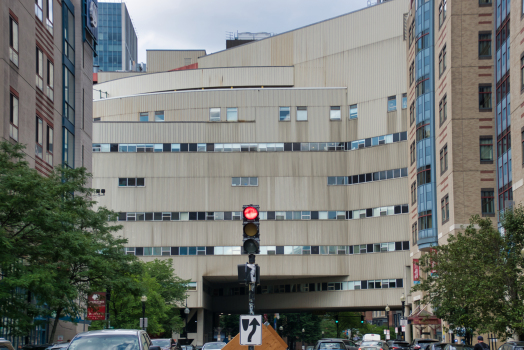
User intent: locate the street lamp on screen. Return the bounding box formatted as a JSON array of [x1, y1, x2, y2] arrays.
[[302, 328, 305, 348], [385, 305, 390, 329], [141, 295, 147, 331], [279, 325, 283, 337], [184, 294, 190, 339], [400, 293, 406, 341]]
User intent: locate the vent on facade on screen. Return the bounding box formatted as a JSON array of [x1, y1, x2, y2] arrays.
[[403, 13, 408, 40]]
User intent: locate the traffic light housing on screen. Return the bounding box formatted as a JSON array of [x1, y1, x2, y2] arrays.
[[360, 315, 364, 324], [335, 315, 339, 323], [242, 205, 260, 254]]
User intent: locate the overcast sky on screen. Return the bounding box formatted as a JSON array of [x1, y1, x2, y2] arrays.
[[120, 0, 372, 63]]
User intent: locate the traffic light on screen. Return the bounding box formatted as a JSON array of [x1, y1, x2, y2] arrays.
[[335, 315, 339, 323], [360, 315, 364, 324], [242, 205, 260, 254]]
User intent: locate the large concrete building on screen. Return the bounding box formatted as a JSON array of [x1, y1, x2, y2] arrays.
[[1, 0, 96, 346], [92, 0, 412, 344]]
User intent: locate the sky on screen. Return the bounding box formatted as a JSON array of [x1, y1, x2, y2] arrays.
[[120, 0, 372, 63]]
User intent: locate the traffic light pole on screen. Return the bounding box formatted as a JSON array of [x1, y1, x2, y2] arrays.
[[248, 254, 256, 350]]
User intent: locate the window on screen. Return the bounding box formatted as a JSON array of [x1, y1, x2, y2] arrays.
[[412, 223, 418, 244], [418, 210, 432, 230], [439, 45, 447, 76], [479, 85, 492, 109], [441, 194, 450, 224], [46, 126, 53, 164], [210, 108, 220, 121], [36, 117, 43, 159], [521, 56, 524, 91], [63, 129, 74, 168], [279, 107, 290, 121], [9, 16, 19, 66], [154, 111, 164, 122], [409, 21, 415, 47], [479, 33, 492, 58], [232, 177, 258, 187], [439, 95, 447, 125], [119, 178, 145, 187], [438, 0, 447, 26], [480, 137, 493, 162], [297, 107, 307, 121], [416, 75, 430, 98], [36, 47, 43, 90], [139, 112, 148, 122], [46, 0, 53, 33], [349, 104, 358, 119], [226, 108, 238, 121], [411, 182, 417, 205], [387, 96, 396, 112], [481, 190, 495, 215], [479, 0, 491, 4], [35, 0, 43, 21], [440, 144, 448, 174], [46, 60, 54, 100], [410, 102, 415, 126], [63, 7, 74, 62], [417, 165, 431, 186], [330, 106, 341, 120], [410, 141, 416, 165], [409, 61, 415, 86], [402, 93, 407, 109], [416, 121, 430, 142], [64, 67, 75, 124]]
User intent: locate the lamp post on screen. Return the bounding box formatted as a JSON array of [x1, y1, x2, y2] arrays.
[[385, 305, 390, 334], [400, 293, 406, 340], [279, 325, 284, 337], [184, 294, 190, 339], [302, 328, 305, 349], [141, 295, 147, 331]]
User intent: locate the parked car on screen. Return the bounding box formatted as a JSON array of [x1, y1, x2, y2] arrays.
[[387, 341, 411, 350], [202, 342, 227, 350], [321, 338, 358, 350], [152, 339, 173, 350], [67, 329, 163, 350], [314, 340, 348, 350], [359, 340, 390, 350], [49, 343, 70, 350], [0, 338, 15, 350], [498, 342, 524, 350], [411, 339, 440, 350], [442, 344, 474, 350]]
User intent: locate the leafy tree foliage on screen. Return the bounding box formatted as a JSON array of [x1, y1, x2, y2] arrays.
[[219, 314, 240, 339], [276, 313, 321, 348], [412, 211, 524, 341]]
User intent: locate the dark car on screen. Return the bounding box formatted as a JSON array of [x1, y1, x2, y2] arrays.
[[67, 329, 163, 350], [411, 339, 440, 350], [499, 342, 524, 350], [314, 340, 348, 350], [321, 338, 358, 350], [359, 341, 390, 350], [202, 342, 227, 350], [387, 341, 410, 350], [151, 339, 175, 350], [441, 344, 474, 350]]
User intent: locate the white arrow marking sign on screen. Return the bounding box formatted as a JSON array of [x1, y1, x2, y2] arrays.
[[240, 315, 262, 346]]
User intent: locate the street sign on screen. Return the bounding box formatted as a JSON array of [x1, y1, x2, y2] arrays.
[[401, 326, 406, 332], [240, 315, 262, 346], [140, 318, 148, 328], [395, 327, 398, 333], [400, 318, 408, 326], [386, 335, 390, 340]]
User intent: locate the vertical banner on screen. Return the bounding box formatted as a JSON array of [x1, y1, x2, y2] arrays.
[[87, 292, 106, 320], [430, 248, 437, 275], [413, 259, 420, 284]]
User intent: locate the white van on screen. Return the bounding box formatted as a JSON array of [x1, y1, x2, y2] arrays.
[[362, 334, 381, 341]]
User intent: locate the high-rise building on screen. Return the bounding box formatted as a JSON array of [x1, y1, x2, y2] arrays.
[[1, 0, 96, 346], [94, 1, 137, 72], [405, 0, 496, 340], [92, 0, 411, 345]]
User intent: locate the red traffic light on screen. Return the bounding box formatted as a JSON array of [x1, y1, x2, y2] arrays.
[[243, 206, 259, 220]]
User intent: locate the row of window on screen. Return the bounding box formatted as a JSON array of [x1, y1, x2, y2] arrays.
[[119, 178, 145, 187], [327, 168, 407, 185], [210, 279, 404, 297], [232, 177, 258, 187], [117, 205, 409, 222], [92, 132, 408, 154], [124, 241, 410, 257]]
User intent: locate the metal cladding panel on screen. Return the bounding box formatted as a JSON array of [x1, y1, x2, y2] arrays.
[[96, 71, 146, 83], [146, 50, 206, 73], [92, 67, 294, 99]]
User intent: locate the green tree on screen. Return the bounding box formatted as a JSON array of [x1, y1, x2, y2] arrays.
[[91, 259, 188, 337], [412, 210, 524, 342], [219, 314, 240, 338], [277, 313, 321, 349], [0, 141, 137, 341]]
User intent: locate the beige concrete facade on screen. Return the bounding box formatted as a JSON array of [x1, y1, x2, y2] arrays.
[[146, 50, 206, 73], [92, 0, 411, 345]]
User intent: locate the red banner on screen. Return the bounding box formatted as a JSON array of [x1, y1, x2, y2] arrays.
[[413, 259, 420, 284], [87, 292, 106, 321]]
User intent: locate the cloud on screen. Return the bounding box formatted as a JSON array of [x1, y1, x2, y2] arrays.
[[121, 0, 370, 62]]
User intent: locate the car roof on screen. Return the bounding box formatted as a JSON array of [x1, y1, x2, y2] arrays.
[[318, 340, 346, 343], [508, 343, 524, 345], [75, 329, 141, 336]]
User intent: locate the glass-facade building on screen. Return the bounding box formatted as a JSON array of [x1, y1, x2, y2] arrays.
[[94, 2, 137, 71]]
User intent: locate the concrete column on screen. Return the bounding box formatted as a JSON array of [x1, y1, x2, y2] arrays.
[[196, 309, 205, 346], [404, 304, 412, 342]]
